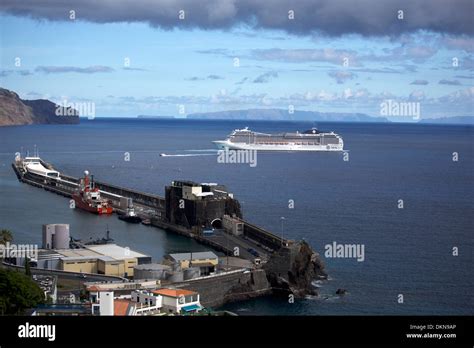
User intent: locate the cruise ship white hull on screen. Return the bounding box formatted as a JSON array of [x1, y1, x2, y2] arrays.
[[213, 140, 344, 152]]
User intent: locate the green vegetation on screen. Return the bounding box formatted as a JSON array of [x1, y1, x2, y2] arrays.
[[0, 229, 13, 245], [24, 257, 31, 276], [0, 268, 45, 315], [79, 289, 88, 301]]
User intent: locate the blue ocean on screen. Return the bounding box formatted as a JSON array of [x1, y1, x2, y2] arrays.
[[0, 118, 472, 315]]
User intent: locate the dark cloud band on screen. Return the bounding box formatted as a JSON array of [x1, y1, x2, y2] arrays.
[[1, 0, 472, 37]]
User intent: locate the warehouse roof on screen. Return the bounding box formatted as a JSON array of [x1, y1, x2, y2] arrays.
[[86, 244, 148, 260], [61, 256, 100, 262], [39, 244, 149, 263], [167, 251, 218, 261], [56, 249, 101, 258]]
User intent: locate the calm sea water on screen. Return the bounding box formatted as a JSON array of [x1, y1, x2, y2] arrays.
[[0, 118, 472, 315]]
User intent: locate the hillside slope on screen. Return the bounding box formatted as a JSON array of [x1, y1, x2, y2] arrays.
[[0, 88, 79, 126]]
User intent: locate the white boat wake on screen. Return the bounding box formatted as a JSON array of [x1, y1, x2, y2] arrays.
[[184, 149, 219, 153], [160, 153, 216, 157]]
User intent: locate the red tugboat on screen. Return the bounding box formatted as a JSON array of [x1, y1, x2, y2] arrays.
[[72, 170, 113, 215]]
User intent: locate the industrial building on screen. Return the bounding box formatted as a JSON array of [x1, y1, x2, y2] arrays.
[[222, 215, 244, 236], [164, 251, 218, 275], [4, 223, 152, 277], [31, 244, 151, 278], [165, 180, 242, 229]]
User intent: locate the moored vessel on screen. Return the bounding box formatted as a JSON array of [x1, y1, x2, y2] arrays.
[[72, 170, 113, 215], [118, 209, 142, 223]]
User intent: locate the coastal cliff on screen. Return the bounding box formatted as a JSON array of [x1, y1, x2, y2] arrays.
[[0, 88, 79, 126], [264, 241, 327, 297]]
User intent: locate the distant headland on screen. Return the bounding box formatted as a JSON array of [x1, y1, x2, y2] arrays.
[[1, 87, 472, 126], [0, 88, 79, 126], [186, 109, 390, 123]]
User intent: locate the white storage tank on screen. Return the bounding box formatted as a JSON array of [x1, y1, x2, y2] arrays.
[[42, 224, 55, 249], [42, 224, 70, 250], [53, 224, 70, 249], [133, 263, 171, 280]]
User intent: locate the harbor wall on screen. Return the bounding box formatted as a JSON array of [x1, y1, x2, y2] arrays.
[[174, 269, 271, 308], [240, 219, 290, 251], [95, 180, 166, 213]]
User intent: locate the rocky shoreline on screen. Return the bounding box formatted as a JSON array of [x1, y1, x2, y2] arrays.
[[177, 241, 327, 308]]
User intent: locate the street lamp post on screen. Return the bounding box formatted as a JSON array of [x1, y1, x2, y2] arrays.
[[226, 231, 229, 268], [280, 216, 285, 247]]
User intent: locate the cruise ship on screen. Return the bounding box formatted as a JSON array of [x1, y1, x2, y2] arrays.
[[212, 127, 344, 152]]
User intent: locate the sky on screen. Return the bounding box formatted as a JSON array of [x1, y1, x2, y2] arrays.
[[0, 0, 473, 119]]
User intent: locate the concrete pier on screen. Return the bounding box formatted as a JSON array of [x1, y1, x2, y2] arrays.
[[12, 156, 327, 303]]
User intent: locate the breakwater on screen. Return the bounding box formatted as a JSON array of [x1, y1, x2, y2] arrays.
[[12, 156, 327, 305]]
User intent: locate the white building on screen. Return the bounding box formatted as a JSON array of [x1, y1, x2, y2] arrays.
[[89, 287, 201, 316], [152, 288, 202, 314], [130, 290, 163, 316], [91, 291, 115, 316]]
